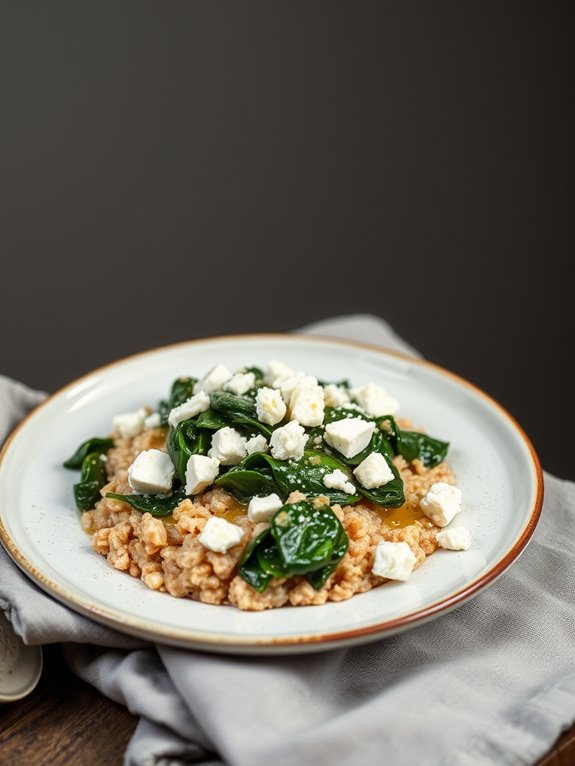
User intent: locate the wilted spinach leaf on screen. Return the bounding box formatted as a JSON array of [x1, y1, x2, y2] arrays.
[[214, 466, 279, 504], [378, 416, 449, 468], [272, 501, 347, 575], [63, 437, 114, 470], [323, 405, 370, 425], [306, 529, 349, 589], [324, 407, 448, 469], [238, 530, 274, 592], [240, 450, 359, 504], [73, 453, 107, 511], [167, 419, 210, 483], [106, 486, 187, 517], [317, 430, 404, 507], [158, 377, 197, 425], [209, 392, 272, 437], [238, 501, 348, 592], [194, 409, 229, 431]]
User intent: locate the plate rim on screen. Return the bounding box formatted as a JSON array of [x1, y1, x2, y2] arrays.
[[0, 333, 544, 653]]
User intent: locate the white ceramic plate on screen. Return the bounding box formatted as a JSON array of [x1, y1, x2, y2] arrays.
[[0, 335, 543, 655]]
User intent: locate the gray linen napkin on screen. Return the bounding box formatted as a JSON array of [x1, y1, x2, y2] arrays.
[[1, 315, 574, 766]]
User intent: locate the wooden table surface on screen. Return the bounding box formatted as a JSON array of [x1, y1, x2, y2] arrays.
[[1, 645, 573, 766]]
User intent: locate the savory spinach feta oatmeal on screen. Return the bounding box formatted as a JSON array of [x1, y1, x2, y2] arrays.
[[64, 361, 471, 611]]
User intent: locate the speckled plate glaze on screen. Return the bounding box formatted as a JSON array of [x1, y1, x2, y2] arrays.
[[0, 335, 543, 655]]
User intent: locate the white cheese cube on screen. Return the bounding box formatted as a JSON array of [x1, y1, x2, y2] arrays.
[[245, 434, 269, 455], [436, 526, 472, 551], [372, 541, 416, 581], [353, 452, 395, 489], [208, 427, 247, 466], [168, 391, 210, 428], [247, 493, 284, 523], [322, 469, 356, 495], [223, 372, 256, 396], [276, 373, 318, 404], [269, 420, 307, 461], [289, 385, 325, 427], [324, 418, 375, 459], [256, 387, 287, 426], [265, 360, 296, 386], [198, 516, 244, 553], [144, 412, 162, 429], [193, 364, 232, 395], [419, 482, 462, 527], [113, 408, 147, 439], [323, 384, 351, 408], [351, 383, 400, 417], [128, 449, 175, 494], [185, 454, 220, 495]]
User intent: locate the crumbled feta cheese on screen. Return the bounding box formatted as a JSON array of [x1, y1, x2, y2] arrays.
[[168, 391, 210, 428], [223, 371, 256, 396], [323, 384, 351, 408], [128, 449, 175, 494], [198, 516, 244, 553], [372, 541, 416, 581], [144, 412, 162, 429], [269, 420, 307, 460], [185, 454, 220, 495], [245, 434, 269, 455], [419, 482, 462, 527], [265, 360, 296, 386], [353, 452, 395, 489], [193, 364, 232, 395], [208, 427, 247, 466], [350, 383, 400, 417], [113, 408, 147, 439], [322, 469, 356, 495], [289, 385, 325, 427], [247, 493, 284, 522], [256, 387, 287, 426], [276, 373, 318, 404], [324, 418, 375, 459], [436, 526, 472, 551]]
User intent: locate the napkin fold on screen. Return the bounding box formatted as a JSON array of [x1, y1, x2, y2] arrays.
[[1, 316, 574, 766]]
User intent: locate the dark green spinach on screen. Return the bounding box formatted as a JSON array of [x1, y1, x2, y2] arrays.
[[214, 466, 279, 504], [73, 453, 107, 511], [239, 450, 359, 504], [63, 437, 114, 470], [378, 416, 449, 468], [238, 501, 348, 592], [158, 377, 197, 425], [209, 392, 272, 437], [106, 486, 187, 517], [324, 407, 448, 469], [167, 419, 210, 483]]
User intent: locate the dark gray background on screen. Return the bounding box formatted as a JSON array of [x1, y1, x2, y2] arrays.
[[1, 1, 572, 478]]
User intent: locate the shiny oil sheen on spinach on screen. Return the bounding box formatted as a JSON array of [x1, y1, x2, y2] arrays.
[[238, 500, 348, 592], [73, 453, 108, 511], [324, 407, 449, 468], [64, 436, 114, 511]]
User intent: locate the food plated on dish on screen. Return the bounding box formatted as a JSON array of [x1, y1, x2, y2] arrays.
[[65, 360, 471, 611], [0, 335, 542, 653]]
